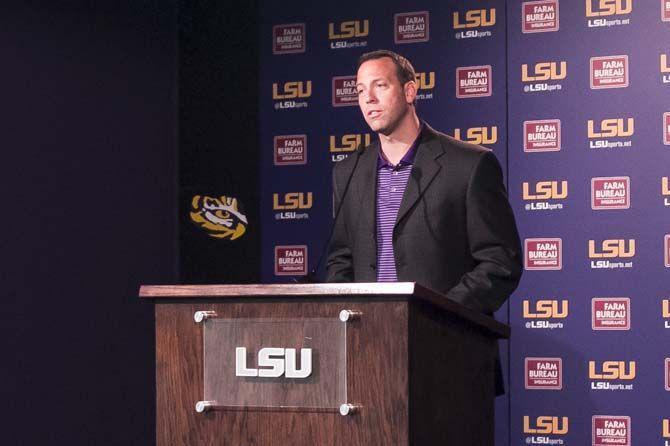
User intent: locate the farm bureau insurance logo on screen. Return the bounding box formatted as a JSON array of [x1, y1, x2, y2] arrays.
[[273, 192, 313, 221], [274, 245, 307, 276], [332, 75, 357, 107], [329, 133, 371, 163], [525, 357, 562, 390], [525, 238, 562, 270], [456, 65, 491, 98], [394, 11, 429, 44], [522, 1, 559, 33], [523, 415, 568, 445], [589, 239, 635, 269], [524, 119, 561, 152], [592, 416, 631, 446], [590, 55, 629, 89], [523, 299, 568, 329], [274, 135, 306, 166], [591, 176, 630, 210], [589, 360, 636, 391], [453, 8, 495, 39], [415, 71, 435, 100], [592, 297, 630, 330], [190, 195, 248, 240], [664, 0, 670, 21], [328, 19, 368, 49], [586, 0, 632, 28], [453, 126, 497, 146], [588, 117, 634, 149], [661, 53, 670, 84], [272, 23, 305, 54], [523, 180, 568, 212], [522, 61, 566, 93], [272, 80, 311, 110]]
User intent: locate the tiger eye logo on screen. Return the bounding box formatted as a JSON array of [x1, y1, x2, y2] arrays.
[[190, 195, 248, 240]]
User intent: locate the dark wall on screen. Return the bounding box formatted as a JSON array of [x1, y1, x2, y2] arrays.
[[1, 2, 176, 444]]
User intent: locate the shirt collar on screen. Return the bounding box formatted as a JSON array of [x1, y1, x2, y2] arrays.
[[377, 122, 424, 169]]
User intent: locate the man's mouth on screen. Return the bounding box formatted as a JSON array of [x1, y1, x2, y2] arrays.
[[367, 110, 382, 119]]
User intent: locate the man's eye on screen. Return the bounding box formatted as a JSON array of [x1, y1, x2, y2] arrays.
[[356, 90, 363, 95]]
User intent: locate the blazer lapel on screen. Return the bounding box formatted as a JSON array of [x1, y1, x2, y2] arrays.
[[354, 141, 379, 239], [395, 125, 445, 227]]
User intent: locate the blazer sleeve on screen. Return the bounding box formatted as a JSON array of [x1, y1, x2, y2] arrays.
[[444, 151, 523, 313], [325, 164, 354, 282]]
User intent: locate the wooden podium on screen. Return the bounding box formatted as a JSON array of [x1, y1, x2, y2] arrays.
[[140, 282, 509, 446]]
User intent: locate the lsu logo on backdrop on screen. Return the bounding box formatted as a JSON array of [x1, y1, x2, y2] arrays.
[[661, 53, 670, 83], [588, 117, 634, 149], [453, 8, 495, 39], [328, 19, 369, 49], [272, 80, 311, 110], [590, 55, 629, 89], [664, 177, 670, 207], [522, 1, 559, 33], [523, 299, 568, 329], [332, 75, 358, 107], [329, 133, 371, 162], [453, 126, 497, 145], [592, 416, 631, 446], [592, 297, 630, 330], [414, 71, 436, 100], [273, 192, 313, 221], [523, 415, 568, 445], [456, 65, 492, 98], [663, 418, 670, 444], [521, 61, 566, 93], [663, 299, 670, 328], [272, 23, 306, 55], [525, 357, 562, 390], [664, 112, 670, 145], [190, 195, 248, 240], [525, 238, 562, 270], [664, 0, 670, 21], [394, 11, 429, 44], [591, 176, 630, 210], [522, 180, 568, 211], [589, 239, 635, 269], [524, 119, 561, 152], [274, 135, 307, 166], [586, 0, 632, 27], [274, 245, 307, 276]]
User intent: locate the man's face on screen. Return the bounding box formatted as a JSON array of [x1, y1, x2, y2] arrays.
[[356, 57, 412, 136]]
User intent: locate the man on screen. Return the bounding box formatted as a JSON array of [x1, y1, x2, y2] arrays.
[[326, 51, 522, 388]]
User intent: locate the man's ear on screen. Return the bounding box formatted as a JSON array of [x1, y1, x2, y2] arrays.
[[404, 80, 417, 104]]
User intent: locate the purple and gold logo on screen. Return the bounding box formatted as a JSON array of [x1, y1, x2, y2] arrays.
[[190, 195, 248, 240], [453, 8, 495, 39], [522, 1, 559, 33], [272, 23, 305, 55], [328, 19, 369, 49], [589, 239, 635, 269], [415, 71, 435, 100], [663, 299, 670, 328], [591, 176, 630, 210], [522, 61, 566, 93], [586, 0, 632, 27], [273, 192, 313, 221], [662, 177, 669, 207], [329, 133, 371, 163], [394, 11, 429, 44], [456, 65, 492, 98], [273, 80, 312, 110], [523, 415, 568, 444], [523, 299, 568, 329], [590, 55, 629, 89], [525, 238, 562, 270], [274, 245, 308, 276], [525, 357, 562, 390], [332, 75, 358, 107], [524, 119, 561, 152], [522, 180, 568, 212], [592, 298, 630, 330], [274, 135, 307, 166], [588, 117, 634, 149], [453, 126, 497, 146], [663, 418, 670, 440], [661, 53, 670, 83], [592, 416, 630, 446], [589, 361, 636, 391]]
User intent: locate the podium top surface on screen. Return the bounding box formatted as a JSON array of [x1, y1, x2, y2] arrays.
[[139, 282, 509, 339]]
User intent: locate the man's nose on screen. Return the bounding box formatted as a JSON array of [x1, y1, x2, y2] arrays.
[[365, 91, 377, 103]]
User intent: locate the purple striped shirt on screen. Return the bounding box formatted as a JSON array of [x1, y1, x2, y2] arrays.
[[375, 128, 422, 281]]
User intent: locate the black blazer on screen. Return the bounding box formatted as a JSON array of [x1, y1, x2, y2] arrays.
[[326, 123, 522, 316]]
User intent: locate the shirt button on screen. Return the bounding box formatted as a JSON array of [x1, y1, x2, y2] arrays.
[[393, 171, 398, 176], [391, 187, 397, 192]]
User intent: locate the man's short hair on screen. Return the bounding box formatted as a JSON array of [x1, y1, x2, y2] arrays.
[[357, 50, 416, 86]]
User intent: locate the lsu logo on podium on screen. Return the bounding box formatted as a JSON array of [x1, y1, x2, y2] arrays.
[[591, 176, 630, 210], [523, 416, 568, 435], [274, 135, 306, 166], [524, 119, 561, 152], [522, 1, 559, 33], [589, 239, 635, 269], [453, 126, 497, 145], [235, 347, 312, 378], [592, 416, 631, 446], [521, 61, 566, 93], [394, 11, 429, 44], [522, 180, 567, 211], [590, 55, 629, 89], [274, 245, 308, 276], [329, 133, 371, 162], [328, 19, 369, 49], [525, 357, 562, 390], [453, 8, 495, 39], [523, 299, 568, 329], [272, 23, 305, 55], [592, 297, 630, 330], [588, 118, 634, 149], [525, 238, 562, 270]]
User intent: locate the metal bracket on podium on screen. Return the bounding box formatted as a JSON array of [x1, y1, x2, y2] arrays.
[[194, 310, 218, 323], [339, 309, 362, 322]]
